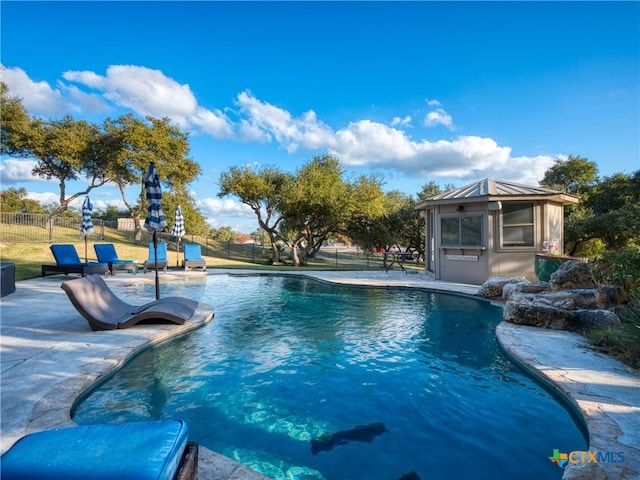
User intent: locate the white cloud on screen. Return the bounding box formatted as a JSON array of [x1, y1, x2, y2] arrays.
[[1, 65, 66, 115], [64, 65, 197, 125], [90, 198, 128, 211], [331, 120, 416, 165], [197, 197, 257, 232], [0, 159, 40, 184], [391, 116, 412, 127], [63, 65, 234, 137], [3, 64, 558, 190], [424, 108, 454, 129], [491, 154, 556, 186], [235, 91, 334, 152], [191, 106, 234, 138], [197, 197, 254, 218], [326, 121, 554, 184], [27, 191, 59, 205], [58, 83, 111, 114]]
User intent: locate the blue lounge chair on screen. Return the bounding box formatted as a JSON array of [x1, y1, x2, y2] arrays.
[[41, 244, 109, 277], [94, 243, 138, 275], [0, 420, 198, 480], [183, 243, 206, 271], [60, 274, 199, 331], [143, 241, 168, 273]]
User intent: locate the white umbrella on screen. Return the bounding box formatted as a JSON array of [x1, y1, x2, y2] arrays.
[[79, 196, 94, 263], [171, 205, 185, 268], [143, 163, 167, 300]]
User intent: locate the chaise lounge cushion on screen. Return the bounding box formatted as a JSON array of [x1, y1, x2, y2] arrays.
[[0, 420, 192, 480], [144, 242, 169, 273], [183, 243, 206, 271], [94, 243, 138, 275], [42, 244, 109, 277]]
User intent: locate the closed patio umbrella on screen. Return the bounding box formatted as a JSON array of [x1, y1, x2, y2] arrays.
[[171, 205, 185, 268], [79, 196, 94, 263], [143, 162, 167, 300]]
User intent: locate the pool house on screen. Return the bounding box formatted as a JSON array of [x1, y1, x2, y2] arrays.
[[415, 178, 580, 285]]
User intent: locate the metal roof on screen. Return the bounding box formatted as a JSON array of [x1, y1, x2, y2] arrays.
[[416, 178, 580, 207]]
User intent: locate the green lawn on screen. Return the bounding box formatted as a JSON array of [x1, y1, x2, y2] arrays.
[[0, 237, 408, 282]]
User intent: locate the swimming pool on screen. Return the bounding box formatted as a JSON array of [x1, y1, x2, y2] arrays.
[[73, 275, 586, 480]]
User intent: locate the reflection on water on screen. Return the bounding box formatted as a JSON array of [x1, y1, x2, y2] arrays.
[[74, 275, 586, 480]]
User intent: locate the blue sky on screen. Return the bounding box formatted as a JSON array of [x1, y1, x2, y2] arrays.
[[1, 1, 638, 233]]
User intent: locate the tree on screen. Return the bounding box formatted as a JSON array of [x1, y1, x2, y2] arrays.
[[347, 190, 423, 257], [94, 205, 129, 223], [540, 155, 639, 256], [0, 82, 30, 156], [567, 171, 640, 254], [387, 191, 424, 256], [250, 228, 267, 245], [1, 84, 202, 237], [345, 176, 389, 253], [218, 165, 292, 263], [279, 154, 349, 265], [26, 115, 111, 218], [279, 154, 386, 266], [219, 155, 386, 266], [0, 187, 46, 214], [102, 114, 201, 243], [417, 181, 445, 201], [540, 155, 599, 195], [210, 226, 234, 242], [162, 189, 208, 235]]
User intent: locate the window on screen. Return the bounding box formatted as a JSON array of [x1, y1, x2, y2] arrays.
[[440, 215, 482, 247], [501, 203, 534, 247]]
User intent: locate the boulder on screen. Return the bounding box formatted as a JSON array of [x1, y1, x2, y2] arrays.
[[595, 286, 628, 308], [504, 300, 576, 330], [488, 259, 626, 334], [550, 261, 596, 290], [501, 283, 521, 300], [478, 277, 528, 298], [518, 281, 550, 294], [575, 309, 622, 330], [501, 280, 549, 300], [536, 289, 601, 310], [477, 277, 511, 298]]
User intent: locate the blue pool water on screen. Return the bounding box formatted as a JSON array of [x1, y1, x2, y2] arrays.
[[73, 275, 586, 480]]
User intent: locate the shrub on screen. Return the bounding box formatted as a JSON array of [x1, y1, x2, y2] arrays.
[[591, 246, 640, 300]]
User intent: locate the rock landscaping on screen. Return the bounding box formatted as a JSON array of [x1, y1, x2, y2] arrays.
[[479, 261, 628, 332]]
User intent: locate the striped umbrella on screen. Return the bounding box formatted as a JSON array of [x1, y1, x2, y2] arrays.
[[79, 196, 94, 263], [171, 205, 185, 267], [144, 163, 167, 300]]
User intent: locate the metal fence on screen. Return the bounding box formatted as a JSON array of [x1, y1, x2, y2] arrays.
[[0, 212, 110, 243], [0, 212, 403, 269]]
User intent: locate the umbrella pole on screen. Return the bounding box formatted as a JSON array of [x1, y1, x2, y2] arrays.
[[84, 235, 88, 263], [176, 238, 180, 268], [153, 231, 160, 300]]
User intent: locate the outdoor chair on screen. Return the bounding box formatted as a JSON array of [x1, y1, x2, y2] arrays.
[[183, 243, 206, 271], [60, 273, 199, 331], [41, 244, 109, 277], [143, 241, 168, 273], [94, 243, 138, 275], [0, 420, 198, 480]]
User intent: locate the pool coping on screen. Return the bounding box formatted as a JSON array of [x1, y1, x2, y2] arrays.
[[1, 269, 639, 479]]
